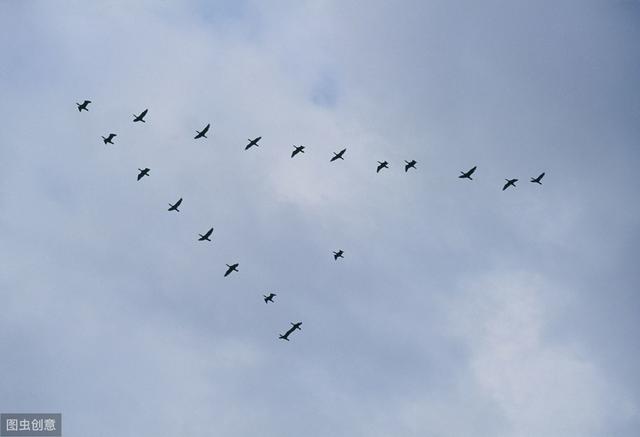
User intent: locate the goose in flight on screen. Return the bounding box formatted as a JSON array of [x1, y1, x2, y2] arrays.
[[102, 133, 116, 144], [291, 145, 305, 158], [330, 148, 346, 162], [198, 227, 214, 241], [245, 136, 261, 150], [376, 161, 389, 173], [333, 250, 344, 260], [224, 263, 239, 277], [76, 100, 91, 112], [263, 293, 276, 304], [168, 198, 183, 212], [459, 166, 477, 180], [194, 123, 210, 139], [502, 179, 518, 191], [279, 322, 302, 341], [530, 172, 545, 184], [133, 109, 148, 122], [137, 168, 150, 181], [404, 160, 417, 172]]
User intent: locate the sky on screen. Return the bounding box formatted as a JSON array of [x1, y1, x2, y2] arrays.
[[0, 1, 639, 436]]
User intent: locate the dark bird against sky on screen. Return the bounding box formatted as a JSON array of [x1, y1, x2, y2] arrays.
[[133, 109, 148, 122], [168, 198, 183, 212], [137, 168, 150, 181], [76, 100, 91, 112], [531, 172, 545, 184], [376, 161, 389, 173], [291, 145, 305, 158], [459, 166, 477, 180], [263, 293, 276, 304], [224, 263, 239, 277], [333, 250, 344, 260], [194, 123, 210, 139], [245, 136, 261, 150], [102, 133, 116, 144], [279, 322, 302, 341], [330, 148, 346, 162], [404, 160, 417, 172], [503, 178, 518, 191], [198, 227, 214, 241]]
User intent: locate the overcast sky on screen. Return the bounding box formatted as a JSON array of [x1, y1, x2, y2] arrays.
[[1, 1, 639, 436]]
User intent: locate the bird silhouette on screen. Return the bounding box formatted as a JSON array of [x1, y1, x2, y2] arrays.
[[376, 161, 389, 173], [291, 145, 305, 158], [333, 250, 344, 260], [279, 322, 302, 341], [168, 198, 183, 211], [404, 160, 417, 172], [224, 263, 239, 277], [198, 227, 214, 241], [194, 123, 210, 139], [459, 166, 477, 180], [102, 133, 116, 144], [263, 293, 276, 304], [330, 148, 346, 162], [76, 100, 91, 112], [137, 168, 150, 181], [502, 179, 518, 191], [133, 109, 148, 122], [530, 172, 545, 184], [245, 136, 261, 150]]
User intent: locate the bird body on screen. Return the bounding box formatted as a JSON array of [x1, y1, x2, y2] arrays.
[[530, 172, 545, 184], [376, 161, 389, 173], [76, 100, 91, 112], [102, 133, 116, 144], [137, 168, 150, 181], [245, 136, 261, 150], [224, 263, 239, 277], [291, 145, 305, 158], [168, 198, 183, 211], [333, 250, 344, 260], [404, 160, 417, 172], [198, 227, 214, 241], [330, 148, 346, 162], [263, 293, 276, 304], [194, 123, 210, 139], [502, 179, 518, 191], [279, 322, 302, 341], [133, 109, 148, 122], [459, 166, 477, 179]]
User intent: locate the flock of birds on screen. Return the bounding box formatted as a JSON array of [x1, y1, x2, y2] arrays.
[[76, 98, 546, 341]]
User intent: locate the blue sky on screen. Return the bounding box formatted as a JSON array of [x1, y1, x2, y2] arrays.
[[1, 1, 639, 436]]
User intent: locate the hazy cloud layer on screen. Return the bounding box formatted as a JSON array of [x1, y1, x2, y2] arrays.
[[1, 1, 638, 436]]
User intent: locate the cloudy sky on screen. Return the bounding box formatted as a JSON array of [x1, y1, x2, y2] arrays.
[[1, 1, 639, 436]]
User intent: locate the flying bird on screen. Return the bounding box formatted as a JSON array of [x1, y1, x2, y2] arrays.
[[168, 198, 183, 212], [279, 322, 302, 341], [502, 179, 518, 191], [194, 123, 210, 139], [330, 148, 346, 162], [333, 250, 344, 260], [102, 133, 116, 144], [137, 168, 150, 181], [263, 293, 276, 304], [76, 100, 91, 112], [404, 160, 417, 172], [133, 109, 148, 122], [530, 172, 545, 184], [224, 263, 239, 277], [291, 145, 305, 158], [198, 227, 214, 241], [376, 161, 389, 173], [459, 166, 477, 180], [245, 136, 261, 150]]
